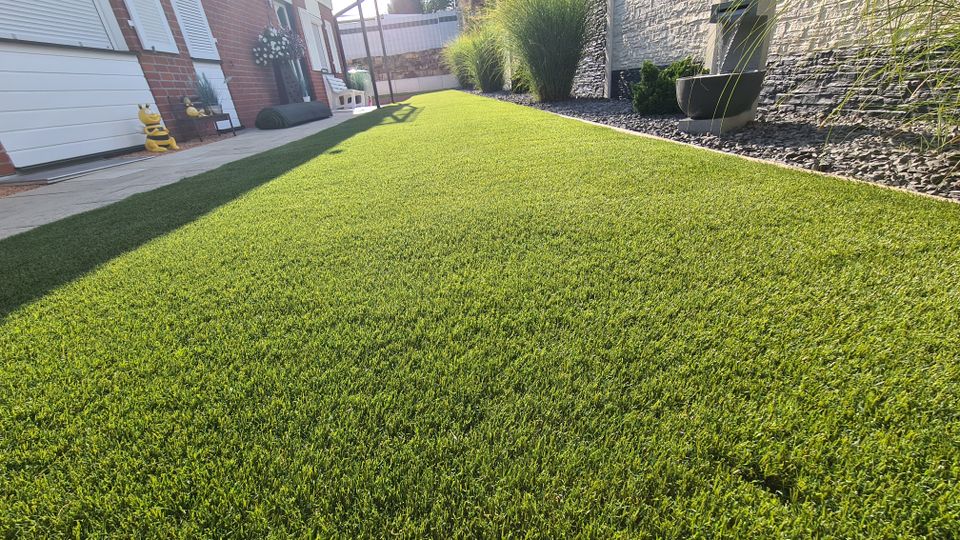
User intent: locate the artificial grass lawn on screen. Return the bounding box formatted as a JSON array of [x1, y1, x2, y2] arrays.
[[2, 91, 959, 537]]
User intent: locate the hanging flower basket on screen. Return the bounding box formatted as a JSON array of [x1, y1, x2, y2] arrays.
[[252, 27, 306, 66]]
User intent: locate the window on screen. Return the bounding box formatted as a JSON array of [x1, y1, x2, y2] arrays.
[[171, 0, 220, 60], [0, 0, 126, 50], [311, 22, 331, 71], [323, 20, 342, 73], [276, 5, 291, 28], [274, 1, 310, 98], [299, 7, 331, 73], [124, 0, 179, 54]]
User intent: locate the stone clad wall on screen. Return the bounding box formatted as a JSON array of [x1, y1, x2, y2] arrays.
[[610, 0, 866, 71], [767, 0, 865, 58], [610, 0, 711, 69], [352, 48, 449, 81], [572, 0, 608, 98], [602, 0, 900, 116]]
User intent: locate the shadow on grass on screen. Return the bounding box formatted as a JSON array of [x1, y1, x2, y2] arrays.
[[0, 103, 420, 320]]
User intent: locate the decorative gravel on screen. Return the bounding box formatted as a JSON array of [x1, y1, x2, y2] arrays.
[[481, 91, 960, 202]]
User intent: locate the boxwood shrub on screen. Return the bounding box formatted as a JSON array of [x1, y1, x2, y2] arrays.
[[632, 57, 706, 115]]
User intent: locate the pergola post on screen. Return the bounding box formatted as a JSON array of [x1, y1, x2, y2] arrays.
[[355, 1, 382, 108], [371, 0, 395, 103]]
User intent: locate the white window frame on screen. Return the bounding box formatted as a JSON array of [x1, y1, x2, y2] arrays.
[[323, 20, 341, 73], [124, 0, 179, 54], [93, 0, 130, 50], [299, 7, 331, 73], [170, 0, 220, 60], [311, 22, 330, 72]]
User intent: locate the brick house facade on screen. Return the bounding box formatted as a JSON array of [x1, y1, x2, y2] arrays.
[[110, 0, 348, 137], [203, 0, 287, 128], [204, 0, 349, 128], [108, 0, 200, 139], [0, 0, 347, 175], [293, 0, 350, 111]]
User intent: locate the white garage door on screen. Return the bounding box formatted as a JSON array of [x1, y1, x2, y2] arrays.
[[0, 42, 157, 168]]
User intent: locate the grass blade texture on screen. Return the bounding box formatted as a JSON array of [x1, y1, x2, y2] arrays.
[[1, 91, 959, 537]]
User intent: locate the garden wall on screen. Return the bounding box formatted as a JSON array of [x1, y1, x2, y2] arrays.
[[602, 0, 911, 117], [350, 47, 459, 95], [610, 0, 866, 71], [572, 0, 608, 98], [357, 48, 449, 81]]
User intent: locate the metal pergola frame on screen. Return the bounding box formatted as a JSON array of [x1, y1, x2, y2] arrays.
[[333, 0, 396, 108]]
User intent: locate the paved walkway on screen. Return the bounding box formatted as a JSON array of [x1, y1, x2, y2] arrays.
[[0, 111, 360, 240]]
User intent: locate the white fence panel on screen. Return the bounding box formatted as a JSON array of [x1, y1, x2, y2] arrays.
[[339, 10, 459, 61]]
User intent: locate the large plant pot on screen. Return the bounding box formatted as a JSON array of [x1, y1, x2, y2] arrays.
[[676, 71, 766, 120]]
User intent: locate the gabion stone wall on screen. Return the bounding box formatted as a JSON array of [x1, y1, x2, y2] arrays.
[[355, 48, 449, 81]]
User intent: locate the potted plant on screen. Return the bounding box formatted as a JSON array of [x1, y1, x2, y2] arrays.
[[194, 74, 222, 114], [252, 26, 308, 104], [252, 27, 306, 67], [299, 76, 311, 102]]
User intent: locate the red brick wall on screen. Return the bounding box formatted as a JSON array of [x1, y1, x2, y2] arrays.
[[109, 0, 198, 139], [0, 140, 14, 176], [204, 0, 285, 128], [110, 0, 346, 133]]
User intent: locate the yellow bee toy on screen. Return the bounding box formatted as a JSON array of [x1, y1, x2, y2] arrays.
[[183, 97, 207, 118], [138, 104, 179, 153]]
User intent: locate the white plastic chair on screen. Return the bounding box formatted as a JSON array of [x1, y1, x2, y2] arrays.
[[323, 74, 366, 110]]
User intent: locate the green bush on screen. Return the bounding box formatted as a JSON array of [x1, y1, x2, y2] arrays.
[[345, 70, 370, 92], [496, 0, 590, 101], [442, 35, 474, 90], [631, 57, 705, 115], [460, 26, 505, 93]]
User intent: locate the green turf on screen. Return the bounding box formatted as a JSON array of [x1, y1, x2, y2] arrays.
[[1, 91, 959, 537]]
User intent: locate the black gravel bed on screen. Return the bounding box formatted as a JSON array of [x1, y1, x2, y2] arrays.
[[479, 91, 960, 202]]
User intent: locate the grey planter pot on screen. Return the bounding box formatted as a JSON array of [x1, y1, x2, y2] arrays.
[[676, 71, 766, 120]]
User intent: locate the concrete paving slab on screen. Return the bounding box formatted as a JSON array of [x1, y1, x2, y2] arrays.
[[0, 111, 358, 240]]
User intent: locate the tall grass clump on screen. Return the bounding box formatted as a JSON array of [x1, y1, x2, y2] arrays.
[[449, 26, 505, 93], [496, 0, 590, 101], [836, 0, 960, 149], [442, 35, 474, 89], [508, 54, 531, 93], [346, 70, 371, 92]]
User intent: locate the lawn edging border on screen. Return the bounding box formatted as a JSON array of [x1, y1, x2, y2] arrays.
[[556, 111, 960, 206], [478, 93, 959, 206]]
